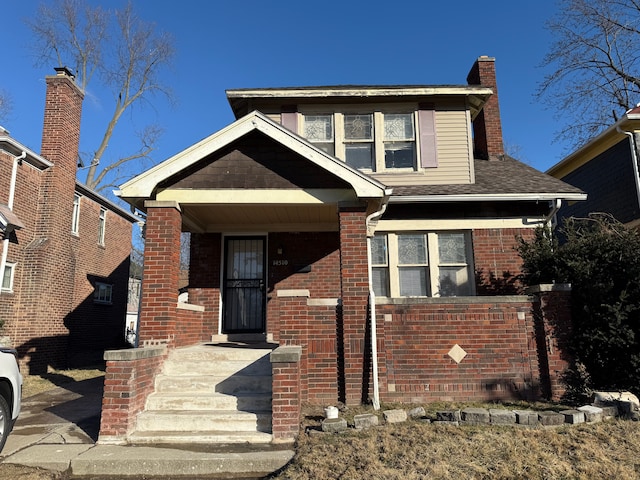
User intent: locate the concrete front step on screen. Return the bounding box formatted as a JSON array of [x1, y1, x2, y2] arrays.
[[127, 430, 275, 445], [136, 410, 272, 433], [155, 373, 272, 394], [169, 343, 276, 363], [146, 392, 272, 411], [164, 356, 272, 376]]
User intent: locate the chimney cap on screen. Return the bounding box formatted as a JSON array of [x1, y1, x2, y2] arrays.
[[54, 66, 75, 79]]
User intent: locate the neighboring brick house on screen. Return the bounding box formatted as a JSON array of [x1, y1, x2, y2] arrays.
[[108, 56, 585, 441], [0, 67, 138, 373], [547, 105, 640, 228]]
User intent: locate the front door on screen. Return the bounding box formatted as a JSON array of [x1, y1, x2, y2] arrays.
[[222, 236, 266, 333]]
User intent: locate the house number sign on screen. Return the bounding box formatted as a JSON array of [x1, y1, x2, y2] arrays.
[[272, 259, 289, 266]]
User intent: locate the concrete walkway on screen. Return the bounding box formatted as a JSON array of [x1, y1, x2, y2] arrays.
[[1, 377, 294, 478]]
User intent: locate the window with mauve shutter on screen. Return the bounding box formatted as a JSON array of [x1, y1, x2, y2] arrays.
[[418, 107, 438, 168]]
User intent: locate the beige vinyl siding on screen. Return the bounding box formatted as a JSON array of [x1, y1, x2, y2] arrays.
[[372, 109, 473, 186]]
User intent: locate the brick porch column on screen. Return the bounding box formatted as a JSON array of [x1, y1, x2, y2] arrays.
[[139, 201, 182, 347], [529, 284, 573, 401], [338, 203, 370, 405]]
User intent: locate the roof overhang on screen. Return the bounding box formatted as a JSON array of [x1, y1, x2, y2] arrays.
[[0, 204, 25, 234], [547, 110, 640, 178], [116, 111, 391, 213], [226, 85, 493, 120], [0, 135, 53, 170], [389, 193, 588, 203]]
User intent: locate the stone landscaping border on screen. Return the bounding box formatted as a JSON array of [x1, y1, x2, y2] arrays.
[[319, 393, 640, 434]]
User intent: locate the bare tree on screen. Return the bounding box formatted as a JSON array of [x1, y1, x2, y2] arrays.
[[538, 0, 640, 150], [27, 0, 174, 192], [0, 90, 13, 125]]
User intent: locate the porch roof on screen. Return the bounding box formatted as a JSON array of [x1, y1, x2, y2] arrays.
[[116, 111, 390, 216]]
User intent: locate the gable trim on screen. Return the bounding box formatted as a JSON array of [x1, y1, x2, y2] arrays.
[[117, 111, 389, 205]]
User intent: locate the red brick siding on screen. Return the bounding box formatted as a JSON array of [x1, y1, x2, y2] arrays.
[[175, 307, 206, 347], [271, 360, 301, 441], [1, 72, 133, 372], [376, 300, 540, 402], [473, 228, 534, 295], [139, 205, 181, 346], [467, 57, 504, 160], [188, 232, 221, 337], [338, 207, 370, 405], [99, 349, 166, 439]]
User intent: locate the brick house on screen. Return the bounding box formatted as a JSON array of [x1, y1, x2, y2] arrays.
[[547, 105, 640, 228], [0, 67, 138, 373], [102, 57, 585, 443]]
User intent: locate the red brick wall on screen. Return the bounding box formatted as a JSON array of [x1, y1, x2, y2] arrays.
[[175, 307, 206, 347], [0, 71, 133, 372], [473, 227, 534, 295], [99, 347, 166, 441], [188, 232, 221, 338], [467, 56, 504, 160], [338, 206, 370, 405], [376, 299, 540, 403], [139, 204, 181, 347]]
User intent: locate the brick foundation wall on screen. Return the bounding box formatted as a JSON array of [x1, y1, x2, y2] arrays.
[[99, 346, 166, 443], [376, 298, 540, 403]]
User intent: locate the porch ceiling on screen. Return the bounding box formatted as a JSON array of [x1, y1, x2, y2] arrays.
[[180, 203, 339, 233]]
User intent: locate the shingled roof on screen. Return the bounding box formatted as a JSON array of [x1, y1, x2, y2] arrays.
[[390, 156, 585, 199]]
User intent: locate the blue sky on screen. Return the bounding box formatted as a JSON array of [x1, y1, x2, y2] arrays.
[[2, 0, 564, 193]]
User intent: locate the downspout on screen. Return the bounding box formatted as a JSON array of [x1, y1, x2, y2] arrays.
[[365, 194, 390, 411], [544, 198, 562, 228], [616, 126, 640, 212], [1, 151, 26, 290]]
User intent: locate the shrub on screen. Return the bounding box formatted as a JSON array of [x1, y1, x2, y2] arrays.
[[518, 214, 640, 393]]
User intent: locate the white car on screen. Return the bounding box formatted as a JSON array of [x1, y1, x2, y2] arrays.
[[0, 347, 21, 452]]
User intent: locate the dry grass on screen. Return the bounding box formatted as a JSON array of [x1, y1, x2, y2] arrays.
[[271, 404, 640, 480], [21, 367, 105, 398]]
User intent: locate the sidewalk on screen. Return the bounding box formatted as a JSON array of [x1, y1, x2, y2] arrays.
[[0, 377, 294, 478]]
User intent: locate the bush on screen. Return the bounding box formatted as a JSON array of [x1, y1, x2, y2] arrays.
[[518, 214, 640, 392]]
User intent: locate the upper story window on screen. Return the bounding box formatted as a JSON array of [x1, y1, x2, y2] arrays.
[[71, 194, 81, 235], [344, 114, 374, 170], [302, 110, 421, 172], [98, 208, 106, 246], [304, 115, 334, 155], [384, 113, 415, 169], [372, 231, 473, 298]]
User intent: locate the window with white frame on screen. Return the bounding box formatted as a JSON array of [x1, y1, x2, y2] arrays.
[[302, 110, 418, 172], [1, 262, 15, 292], [372, 231, 473, 297], [94, 282, 113, 304], [344, 114, 374, 170], [98, 208, 106, 246], [72, 194, 81, 235], [304, 114, 334, 155], [384, 113, 416, 169]]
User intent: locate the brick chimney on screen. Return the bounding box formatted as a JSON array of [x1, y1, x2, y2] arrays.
[[467, 56, 504, 161], [38, 67, 84, 236], [41, 66, 84, 171]]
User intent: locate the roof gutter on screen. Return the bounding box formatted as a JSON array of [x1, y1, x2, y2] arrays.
[[616, 126, 640, 212], [388, 193, 587, 203]]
